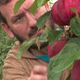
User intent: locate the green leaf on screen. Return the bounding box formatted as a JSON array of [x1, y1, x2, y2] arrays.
[[37, 11, 51, 29], [71, 8, 80, 21], [47, 27, 63, 44], [28, 0, 49, 14], [48, 61, 62, 80], [14, 0, 49, 14], [38, 27, 49, 42], [49, 38, 80, 74], [48, 72, 62, 80], [71, 8, 77, 13], [17, 38, 36, 59], [14, 0, 25, 14], [70, 17, 80, 36], [28, 0, 38, 14], [37, 0, 48, 7], [35, 28, 48, 49]]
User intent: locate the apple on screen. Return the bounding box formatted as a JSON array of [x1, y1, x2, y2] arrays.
[[51, 0, 80, 26], [47, 38, 67, 57], [71, 60, 80, 80]]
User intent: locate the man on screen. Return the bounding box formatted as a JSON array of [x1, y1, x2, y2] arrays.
[[0, 0, 52, 80]]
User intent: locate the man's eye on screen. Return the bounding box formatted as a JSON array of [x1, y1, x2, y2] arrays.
[[15, 16, 24, 22], [13, 14, 25, 23]]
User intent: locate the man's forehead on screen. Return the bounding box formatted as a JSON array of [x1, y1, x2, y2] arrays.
[[0, 0, 35, 17], [0, 0, 17, 12], [10, 0, 35, 9], [0, 0, 17, 17], [0, 0, 35, 14]]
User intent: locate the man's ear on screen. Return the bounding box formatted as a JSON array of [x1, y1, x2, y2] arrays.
[[1, 23, 14, 38]]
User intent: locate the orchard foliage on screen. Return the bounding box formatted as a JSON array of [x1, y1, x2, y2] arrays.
[[13, 0, 80, 80]]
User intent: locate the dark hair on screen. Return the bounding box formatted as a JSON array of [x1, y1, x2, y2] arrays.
[[0, 12, 7, 24], [0, 0, 10, 24], [0, 0, 10, 5]]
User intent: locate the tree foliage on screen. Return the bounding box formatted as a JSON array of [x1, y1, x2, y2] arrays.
[[1, 0, 80, 80]]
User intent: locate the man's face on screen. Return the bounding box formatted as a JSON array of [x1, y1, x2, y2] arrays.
[[0, 0, 47, 42]]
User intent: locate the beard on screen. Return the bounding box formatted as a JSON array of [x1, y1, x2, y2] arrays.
[[10, 24, 48, 50], [14, 33, 26, 43], [13, 32, 48, 50]]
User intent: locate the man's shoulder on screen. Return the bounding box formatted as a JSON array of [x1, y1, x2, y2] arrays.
[[5, 41, 35, 60], [4, 41, 20, 60]]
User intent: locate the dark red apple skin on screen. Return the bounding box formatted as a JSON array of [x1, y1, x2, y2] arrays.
[[47, 38, 67, 58], [51, 0, 80, 26], [71, 60, 80, 80]]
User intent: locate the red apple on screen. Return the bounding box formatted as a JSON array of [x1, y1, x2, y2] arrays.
[[71, 60, 80, 80], [47, 38, 67, 57], [52, 0, 80, 26]]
